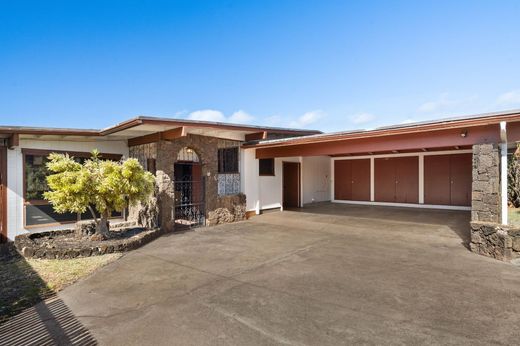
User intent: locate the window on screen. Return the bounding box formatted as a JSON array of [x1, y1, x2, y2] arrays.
[[218, 147, 239, 173], [23, 150, 123, 227], [217, 146, 240, 196], [259, 158, 275, 176]]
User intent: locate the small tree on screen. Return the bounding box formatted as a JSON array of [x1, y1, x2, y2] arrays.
[[44, 150, 155, 239]]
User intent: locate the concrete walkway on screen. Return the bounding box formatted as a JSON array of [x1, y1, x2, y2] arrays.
[[4, 204, 520, 345]]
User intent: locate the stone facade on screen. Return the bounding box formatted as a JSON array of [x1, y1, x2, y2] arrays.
[[470, 222, 520, 261], [471, 143, 501, 223], [207, 193, 246, 226], [129, 134, 246, 231]]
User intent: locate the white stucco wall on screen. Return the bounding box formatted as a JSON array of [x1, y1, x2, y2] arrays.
[[302, 156, 331, 204], [242, 149, 330, 213], [6, 139, 129, 240]]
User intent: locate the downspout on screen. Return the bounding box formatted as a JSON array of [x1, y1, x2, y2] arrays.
[[500, 121, 508, 225]]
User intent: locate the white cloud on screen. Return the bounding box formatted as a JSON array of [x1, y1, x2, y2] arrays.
[[418, 93, 477, 113], [187, 109, 255, 124], [289, 110, 325, 128], [497, 90, 520, 106], [228, 110, 254, 124], [349, 113, 375, 125], [264, 115, 283, 126], [188, 109, 226, 122], [400, 119, 416, 124]]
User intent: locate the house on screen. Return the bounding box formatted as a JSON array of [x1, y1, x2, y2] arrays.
[[0, 117, 318, 242], [1, 110, 520, 260]]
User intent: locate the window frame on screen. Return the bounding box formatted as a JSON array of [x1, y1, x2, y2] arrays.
[[22, 149, 124, 228], [217, 147, 239, 174], [259, 158, 275, 176]]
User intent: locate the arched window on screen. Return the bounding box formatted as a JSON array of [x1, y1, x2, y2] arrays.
[[177, 147, 200, 162]]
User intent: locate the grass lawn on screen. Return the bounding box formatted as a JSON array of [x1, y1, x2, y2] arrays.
[[508, 208, 520, 227], [0, 246, 121, 324]]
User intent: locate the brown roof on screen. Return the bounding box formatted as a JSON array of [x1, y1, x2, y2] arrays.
[[244, 109, 520, 148], [0, 116, 321, 137]]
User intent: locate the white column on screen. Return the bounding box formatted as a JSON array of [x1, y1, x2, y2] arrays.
[[418, 154, 424, 204], [370, 157, 375, 201], [330, 158, 335, 201], [500, 121, 508, 225]]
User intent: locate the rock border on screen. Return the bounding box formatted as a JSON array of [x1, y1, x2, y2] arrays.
[[15, 227, 166, 260], [470, 221, 520, 261]]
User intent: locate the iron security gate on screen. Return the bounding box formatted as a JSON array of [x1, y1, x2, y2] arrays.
[[174, 177, 206, 228]]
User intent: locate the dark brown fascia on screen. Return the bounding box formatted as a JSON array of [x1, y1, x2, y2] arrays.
[[245, 131, 267, 141], [127, 126, 188, 146], [8, 134, 19, 148]]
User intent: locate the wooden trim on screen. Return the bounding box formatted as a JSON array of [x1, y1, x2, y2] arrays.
[[23, 214, 125, 229], [0, 129, 101, 136], [128, 132, 163, 146], [0, 146, 7, 242], [245, 131, 267, 141], [21, 148, 123, 161], [8, 134, 19, 148], [127, 127, 187, 147], [162, 126, 187, 140]]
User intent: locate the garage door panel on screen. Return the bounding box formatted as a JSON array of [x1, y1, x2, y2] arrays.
[[395, 156, 419, 203], [334, 160, 352, 200], [374, 158, 395, 202], [351, 159, 370, 201], [424, 155, 451, 205], [450, 153, 472, 206]]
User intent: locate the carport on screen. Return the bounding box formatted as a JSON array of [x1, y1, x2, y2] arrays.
[[242, 110, 520, 261]]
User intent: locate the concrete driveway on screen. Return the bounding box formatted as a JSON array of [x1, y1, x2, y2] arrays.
[[6, 203, 520, 345]]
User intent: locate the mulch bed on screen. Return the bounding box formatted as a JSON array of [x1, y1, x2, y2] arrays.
[[15, 226, 166, 259]]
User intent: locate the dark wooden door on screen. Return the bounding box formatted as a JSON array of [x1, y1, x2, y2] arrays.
[[351, 159, 371, 201], [424, 155, 451, 205], [375, 156, 418, 203], [424, 153, 472, 206], [374, 158, 396, 202], [334, 160, 352, 200], [283, 162, 300, 208], [450, 153, 472, 206], [395, 156, 419, 203]]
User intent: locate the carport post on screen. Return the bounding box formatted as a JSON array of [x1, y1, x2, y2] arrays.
[[500, 121, 508, 225]]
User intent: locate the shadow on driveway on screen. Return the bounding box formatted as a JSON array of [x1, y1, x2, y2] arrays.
[[0, 244, 96, 345]]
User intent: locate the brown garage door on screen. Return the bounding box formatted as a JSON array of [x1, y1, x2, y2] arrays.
[[424, 153, 472, 206], [334, 159, 370, 201], [375, 156, 418, 203]]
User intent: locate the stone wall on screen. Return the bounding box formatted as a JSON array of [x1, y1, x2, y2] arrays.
[[129, 142, 157, 170], [471, 143, 501, 223], [470, 222, 520, 261], [207, 194, 246, 226], [129, 134, 246, 231]]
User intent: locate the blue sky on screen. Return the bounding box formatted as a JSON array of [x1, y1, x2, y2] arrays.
[[1, 0, 520, 132]]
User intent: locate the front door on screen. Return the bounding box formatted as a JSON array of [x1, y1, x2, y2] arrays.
[[283, 162, 300, 208], [174, 162, 205, 227]]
